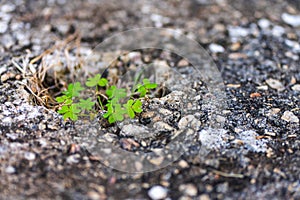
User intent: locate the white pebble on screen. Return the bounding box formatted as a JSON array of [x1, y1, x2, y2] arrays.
[[292, 84, 300, 92], [24, 152, 36, 161], [282, 13, 300, 27], [258, 18, 271, 29], [5, 166, 16, 174], [209, 43, 225, 53], [148, 185, 168, 200]]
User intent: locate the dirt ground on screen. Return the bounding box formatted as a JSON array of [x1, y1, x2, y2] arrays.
[[0, 0, 299, 199]]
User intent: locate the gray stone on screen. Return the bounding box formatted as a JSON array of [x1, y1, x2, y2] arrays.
[[281, 111, 299, 123]]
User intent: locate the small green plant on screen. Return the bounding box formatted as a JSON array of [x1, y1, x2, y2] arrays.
[[56, 72, 157, 123]]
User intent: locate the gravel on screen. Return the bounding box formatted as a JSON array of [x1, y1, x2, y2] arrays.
[[0, 0, 299, 199]]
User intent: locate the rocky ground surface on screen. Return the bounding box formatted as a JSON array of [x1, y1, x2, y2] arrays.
[[0, 0, 300, 199]]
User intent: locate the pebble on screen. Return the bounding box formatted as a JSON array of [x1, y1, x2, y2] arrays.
[[178, 115, 201, 129], [0, 21, 8, 33], [227, 26, 249, 38], [1, 4, 16, 13], [148, 185, 168, 200], [1, 34, 15, 49], [285, 39, 300, 52], [120, 124, 151, 139], [199, 194, 211, 200], [150, 14, 170, 27], [179, 184, 198, 196], [282, 13, 300, 27], [1, 73, 10, 82], [258, 18, 271, 29], [5, 166, 16, 174], [24, 152, 36, 161], [2, 117, 12, 124], [177, 59, 189, 67], [208, 43, 225, 53], [178, 160, 189, 168], [272, 25, 285, 37], [66, 154, 80, 164], [281, 111, 299, 123], [291, 84, 300, 91], [266, 78, 285, 91], [149, 156, 164, 166]]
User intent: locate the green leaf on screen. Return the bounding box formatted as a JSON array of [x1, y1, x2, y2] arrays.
[[62, 82, 84, 97], [106, 86, 127, 100], [56, 96, 73, 105], [57, 104, 81, 121], [132, 100, 143, 113], [143, 79, 150, 85], [86, 74, 101, 87], [98, 78, 108, 87], [56, 95, 67, 103], [143, 79, 157, 89], [57, 105, 69, 114], [108, 115, 116, 123], [145, 83, 157, 89], [138, 86, 147, 97], [78, 98, 95, 111]]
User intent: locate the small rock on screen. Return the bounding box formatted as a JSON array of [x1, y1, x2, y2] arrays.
[[1, 4, 16, 13], [228, 53, 247, 60], [272, 25, 285, 37], [150, 14, 170, 27], [149, 156, 164, 166], [178, 115, 201, 129], [266, 78, 285, 91], [0, 21, 8, 33], [199, 194, 211, 200], [282, 13, 300, 27], [5, 166, 16, 174], [153, 121, 174, 132], [66, 154, 80, 164], [179, 184, 198, 196], [292, 84, 300, 91], [230, 42, 241, 51], [24, 152, 36, 161], [177, 59, 189, 67], [120, 124, 151, 139], [2, 117, 12, 124], [285, 39, 300, 52], [178, 160, 189, 168], [258, 18, 271, 29], [227, 26, 249, 38], [257, 85, 268, 90], [208, 43, 225, 53], [148, 185, 168, 200], [1, 73, 10, 82], [281, 111, 299, 123], [1, 34, 15, 48], [87, 191, 101, 200]]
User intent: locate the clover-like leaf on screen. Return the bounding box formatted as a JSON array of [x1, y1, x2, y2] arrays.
[[98, 78, 108, 87], [132, 99, 143, 113], [106, 86, 127, 100], [143, 78, 157, 89], [58, 104, 81, 121], [86, 74, 101, 87], [78, 98, 95, 111], [62, 82, 84, 98]]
